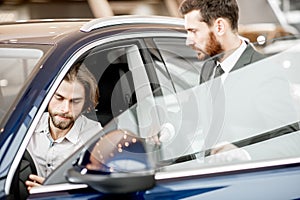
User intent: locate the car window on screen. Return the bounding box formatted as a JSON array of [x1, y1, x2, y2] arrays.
[[152, 37, 202, 93], [0, 46, 45, 124], [82, 39, 161, 137], [155, 36, 300, 169]]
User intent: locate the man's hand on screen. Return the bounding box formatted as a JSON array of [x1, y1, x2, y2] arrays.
[[25, 174, 45, 191], [146, 123, 176, 145], [206, 142, 251, 163]]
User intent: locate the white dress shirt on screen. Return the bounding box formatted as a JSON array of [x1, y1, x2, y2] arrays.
[[215, 40, 247, 82]]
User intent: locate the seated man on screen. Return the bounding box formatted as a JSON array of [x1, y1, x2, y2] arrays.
[[26, 62, 102, 190]]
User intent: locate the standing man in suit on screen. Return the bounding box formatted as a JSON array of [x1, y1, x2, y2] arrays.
[[179, 0, 264, 84], [178, 0, 265, 158], [178, 0, 299, 161]]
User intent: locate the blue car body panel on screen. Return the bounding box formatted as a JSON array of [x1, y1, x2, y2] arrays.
[[27, 164, 300, 199]]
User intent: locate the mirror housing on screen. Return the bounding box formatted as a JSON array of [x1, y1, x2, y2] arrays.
[[65, 129, 155, 193], [66, 167, 155, 193]]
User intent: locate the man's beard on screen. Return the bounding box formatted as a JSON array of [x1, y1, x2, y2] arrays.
[[49, 111, 75, 130], [195, 31, 224, 61], [206, 32, 223, 58]]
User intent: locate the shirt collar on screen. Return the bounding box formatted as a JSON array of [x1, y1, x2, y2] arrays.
[[64, 115, 83, 144], [35, 112, 83, 145], [35, 112, 50, 134], [218, 39, 247, 74], [216, 39, 247, 82]]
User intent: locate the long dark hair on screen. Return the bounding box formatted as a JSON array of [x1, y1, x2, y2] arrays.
[[64, 62, 99, 112]]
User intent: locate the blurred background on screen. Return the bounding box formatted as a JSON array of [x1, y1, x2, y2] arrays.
[[0, 0, 299, 32]]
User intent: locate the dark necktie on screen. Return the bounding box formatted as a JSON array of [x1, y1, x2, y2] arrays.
[[211, 64, 224, 96], [205, 64, 226, 150], [213, 64, 224, 78]]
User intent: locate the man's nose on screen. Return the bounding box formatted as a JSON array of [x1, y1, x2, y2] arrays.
[[60, 101, 71, 113], [186, 33, 194, 46]]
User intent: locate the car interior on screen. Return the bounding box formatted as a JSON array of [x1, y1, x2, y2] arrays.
[[82, 45, 138, 126]]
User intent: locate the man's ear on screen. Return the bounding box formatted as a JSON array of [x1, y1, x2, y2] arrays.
[[214, 18, 226, 36]]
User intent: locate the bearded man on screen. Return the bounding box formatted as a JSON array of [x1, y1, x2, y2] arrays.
[[26, 62, 102, 189]]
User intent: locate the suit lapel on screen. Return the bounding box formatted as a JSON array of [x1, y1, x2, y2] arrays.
[[200, 59, 216, 84], [200, 43, 263, 84], [231, 44, 256, 72]]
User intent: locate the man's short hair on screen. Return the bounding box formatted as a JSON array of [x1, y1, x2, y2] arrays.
[[179, 0, 239, 31]]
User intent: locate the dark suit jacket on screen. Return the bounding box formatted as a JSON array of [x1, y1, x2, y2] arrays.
[[199, 43, 265, 84], [198, 43, 299, 151]]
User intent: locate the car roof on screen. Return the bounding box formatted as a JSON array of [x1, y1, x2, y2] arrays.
[[0, 15, 185, 44], [0, 19, 89, 44]]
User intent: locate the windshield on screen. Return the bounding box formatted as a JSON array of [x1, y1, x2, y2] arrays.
[[0, 45, 46, 124]]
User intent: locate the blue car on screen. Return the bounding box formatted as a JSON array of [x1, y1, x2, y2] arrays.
[[1, 15, 300, 200]]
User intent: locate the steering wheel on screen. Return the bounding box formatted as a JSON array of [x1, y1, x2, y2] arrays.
[[10, 150, 37, 200]]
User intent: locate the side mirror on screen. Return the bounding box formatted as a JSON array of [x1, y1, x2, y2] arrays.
[[65, 129, 155, 193]]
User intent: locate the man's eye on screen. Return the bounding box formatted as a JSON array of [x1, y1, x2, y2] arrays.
[[55, 95, 63, 101], [72, 100, 82, 104], [187, 29, 196, 34]]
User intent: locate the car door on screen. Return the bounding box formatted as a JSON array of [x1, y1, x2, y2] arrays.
[[144, 35, 300, 199]]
